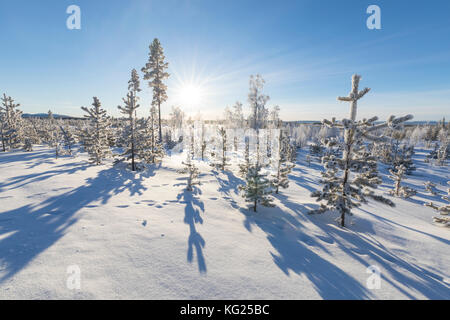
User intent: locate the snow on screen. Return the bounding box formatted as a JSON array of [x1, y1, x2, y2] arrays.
[[0, 145, 449, 299]]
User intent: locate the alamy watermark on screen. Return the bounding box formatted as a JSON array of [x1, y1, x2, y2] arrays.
[[366, 5, 381, 30], [66, 5, 81, 30], [366, 265, 381, 289], [66, 265, 81, 290]]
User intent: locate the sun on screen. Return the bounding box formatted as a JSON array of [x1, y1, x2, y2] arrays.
[[178, 84, 204, 107]]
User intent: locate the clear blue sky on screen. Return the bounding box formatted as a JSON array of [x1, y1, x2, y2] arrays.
[[1, 0, 449, 120]]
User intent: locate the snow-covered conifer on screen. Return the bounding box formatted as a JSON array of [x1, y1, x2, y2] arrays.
[[142, 38, 169, 142], [81, 97, 112, 165], [239, 163, 274, 212], [424, 181, 449, 226], [265, 129, 272, 160], [60, 125, 76, 156], [309, 142, 324, 158], [239, 136, 251, 177], [210, 126, 229, 171], [424, 181, 438, 196], [169, 106, 184, 129], [23, 138, 33, 152], [200, 122, 207, 161], [118, 69, 141, 171], [271, 129, 295, 194], [388, 165, 416, 198], [392, 144, 416, 174], [177, 141, 200, 192], [232, 101, 244, 128], [0, 93, 23, 151], [436, 128, 449, 166], [248, 75, 269, 130], [306, 154, 312, 167], [139, 105, 164, 164], [47, 113, 62, 159], [311, 75, 410, 227]]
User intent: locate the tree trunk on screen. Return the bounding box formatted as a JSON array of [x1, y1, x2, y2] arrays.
[[340, 210, 345, 227], [340, 128, 354, 228], [1, 133, 5, 152], [158, 101, 162, 143], [131, 141, 135, 171]]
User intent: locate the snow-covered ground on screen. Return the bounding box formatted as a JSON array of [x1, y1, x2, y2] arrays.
[[0, 146, 448, 299]]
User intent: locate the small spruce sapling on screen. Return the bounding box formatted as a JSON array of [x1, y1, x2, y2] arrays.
[[271, 129, 295, 194], [388, 165, 416, 198], [239, 163, 274, 212], [424, 181, 449, 226]]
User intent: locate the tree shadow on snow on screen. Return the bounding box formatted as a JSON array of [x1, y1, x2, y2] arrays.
[[176, 187, 207, 274], [280, 193, 450, 299], [309, 212, 450, 299], [239, 200, 371, 299], [213, 170, 244, 209], [0, 161, 91, 192], [240, 191, 450, 299], [0, 164, 157, 283]]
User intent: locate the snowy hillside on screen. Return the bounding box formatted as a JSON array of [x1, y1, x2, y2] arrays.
[[0, 145, 448, 299]]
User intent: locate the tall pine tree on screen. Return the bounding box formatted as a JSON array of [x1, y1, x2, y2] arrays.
[[142, 38, 169, 142], [118, 69, 141, 171]]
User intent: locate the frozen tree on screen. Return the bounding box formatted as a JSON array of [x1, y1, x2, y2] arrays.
[[269, 105, 281, 128], [27, 118, 43, 145], [424, 182, 449, 226], [239, 136, 251, 177], [309, 142, 324, 158], [23, 138, 33, 151], [424, 181, 438, 196], [388, 165, 416, 198], [118, 69, 141, 171], [436, 128, 449, 166], [271, 129, 295, 194], [287, 139, 298, 164], [392, 144, 416, 174], [336, 75, 370, 122], [169, 106, 184, 129], [21, 119, 37, 151], [321, 137, 342, 159], [224, 106, 234, 128], [81, 97, 112, 164], [232, 101, 245, 128], [139, 105, 164, 164], [311, 74, 411, 227], [46, 113, 62, 159], [200, 122, 207, 161], [0, 93, 23, 151], [60, 125, 76, 156], [305, 154, 312, 167], [177, 145, 200, 192], [239, 132, 274, 212], [142, 38, 169, 142], [210, 127, 229, 171], [265, 129, 272, 160], [0, 101, 5, 152], [239, 163, 274, 212], [248, 74, 269, 130]]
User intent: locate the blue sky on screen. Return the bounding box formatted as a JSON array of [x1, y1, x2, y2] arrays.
[[0, 0, 449, 120]]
